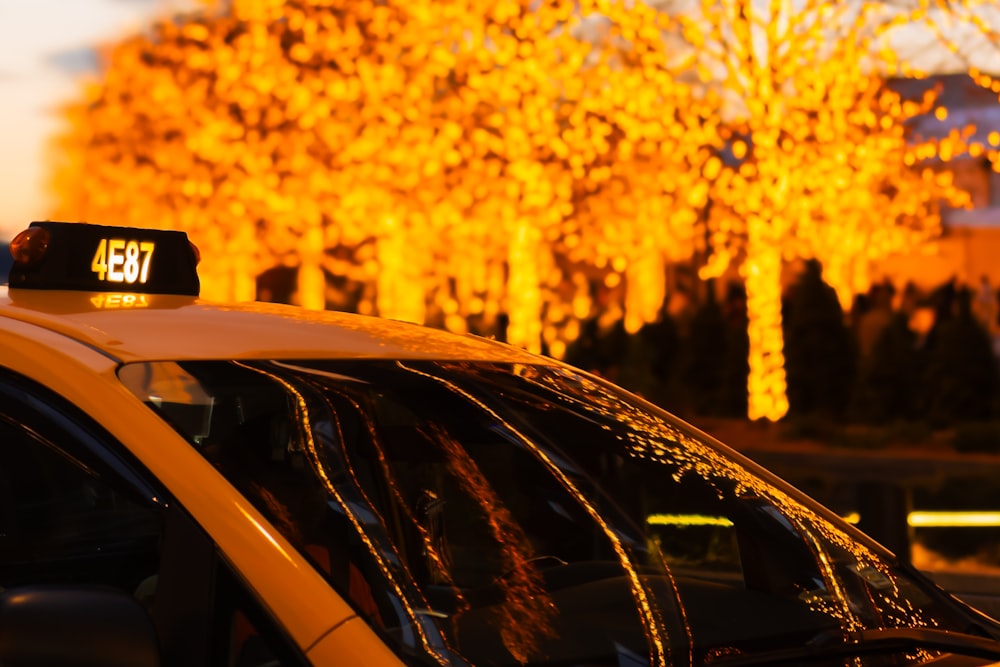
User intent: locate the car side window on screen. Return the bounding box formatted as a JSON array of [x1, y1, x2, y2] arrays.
[[212, 557, 311, 667], [0, 372, 307, 667], [0, 407, 164, 598]]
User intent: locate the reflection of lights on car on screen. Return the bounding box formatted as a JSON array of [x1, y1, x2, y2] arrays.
[[646, 514, 734, 527]]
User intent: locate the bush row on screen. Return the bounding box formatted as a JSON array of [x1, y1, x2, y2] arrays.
[[564, 261, 1000, 452]]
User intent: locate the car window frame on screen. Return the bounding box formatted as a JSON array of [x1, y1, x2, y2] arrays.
[[0, 366, 309, 667]]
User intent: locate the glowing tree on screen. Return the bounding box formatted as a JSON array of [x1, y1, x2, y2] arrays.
[[50, 0, 721, 357], [51, 17, 279, 301], [421, 0, 725, 355], [50, 0, 1000, 421], [648, 0, 990, 421]]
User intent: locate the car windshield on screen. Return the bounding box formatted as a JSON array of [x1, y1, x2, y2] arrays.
[[119, 359, 997, 666]]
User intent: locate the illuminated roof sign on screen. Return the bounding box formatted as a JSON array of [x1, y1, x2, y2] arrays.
[[6, 221, 200, 296]]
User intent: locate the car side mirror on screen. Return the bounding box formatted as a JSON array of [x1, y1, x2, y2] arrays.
[[0, 585, 160, 667]]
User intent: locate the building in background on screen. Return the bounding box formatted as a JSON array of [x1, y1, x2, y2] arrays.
[[879, 74, 1000, 291]]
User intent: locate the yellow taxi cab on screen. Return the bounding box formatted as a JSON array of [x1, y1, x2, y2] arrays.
[[2, 221, 1000, 667]]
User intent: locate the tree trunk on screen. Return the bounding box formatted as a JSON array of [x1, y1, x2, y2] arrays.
[[297, 223, 325, 310], [506, 220, 544, 353], [376, 216, 426, 324], [743, 226, 789, 421]]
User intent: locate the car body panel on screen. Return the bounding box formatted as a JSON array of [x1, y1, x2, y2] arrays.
[[0, 279, 534, 665], [0, 287, 540, 364], [307, 617, 405, 666]]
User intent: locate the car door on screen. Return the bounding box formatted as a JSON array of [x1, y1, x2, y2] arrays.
[[0, 367, 308, 667]]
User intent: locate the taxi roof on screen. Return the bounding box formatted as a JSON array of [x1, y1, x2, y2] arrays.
[[0, 287, 543, 364]]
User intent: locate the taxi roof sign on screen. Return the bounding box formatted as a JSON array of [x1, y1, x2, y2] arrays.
[[7, 221, 200, 296]]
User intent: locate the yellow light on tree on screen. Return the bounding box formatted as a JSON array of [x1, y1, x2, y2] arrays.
[[662, 0, 983, 421], [48, 0, 997, 422], [50, 0, 719, 352]]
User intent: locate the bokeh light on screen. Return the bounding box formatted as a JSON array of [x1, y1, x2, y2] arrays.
[[49, 0, 999, 421]]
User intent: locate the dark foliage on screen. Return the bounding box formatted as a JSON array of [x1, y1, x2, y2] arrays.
[[717, 289, 750, 417], [629, 310, 684, 407], [782, 259, 856, 420], [849, 312, 921, 424], [918, 289, 999, 427], [952, 421, 1000, 454], [679, 291, 730, 415], [564, 316, 630, 380], [564, 268, 1000, 432]]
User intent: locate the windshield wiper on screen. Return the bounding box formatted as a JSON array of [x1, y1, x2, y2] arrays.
[[707, 627, 1000, 666]]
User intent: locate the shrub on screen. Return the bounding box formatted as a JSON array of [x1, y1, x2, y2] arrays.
[[783, 260, 856, 419], [918, 290, 999, 427], [849, 312, 920, 424], [679, 292, 729, 416]]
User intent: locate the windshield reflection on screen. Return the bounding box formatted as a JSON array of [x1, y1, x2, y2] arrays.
[[119, 359, 996, 666]]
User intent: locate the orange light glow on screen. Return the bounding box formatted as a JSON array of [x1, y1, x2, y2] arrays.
[[49, 0, 992, 421]]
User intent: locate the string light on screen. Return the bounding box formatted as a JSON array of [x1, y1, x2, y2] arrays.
[[50, 0, 988, 421]]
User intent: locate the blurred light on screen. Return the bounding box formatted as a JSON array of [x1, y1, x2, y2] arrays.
[[647, 514, 734, 527], [908, 511, 1000, 527], [842, 511, 1000, 527]]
